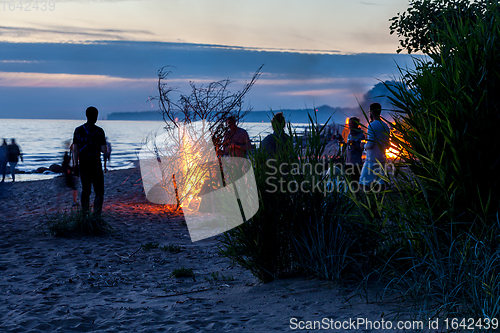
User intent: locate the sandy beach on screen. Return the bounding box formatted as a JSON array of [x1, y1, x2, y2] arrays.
[[0, 167, 408, 332]]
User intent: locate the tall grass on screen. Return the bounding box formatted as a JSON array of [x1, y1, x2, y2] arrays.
[[221, 5, 500, 322], [387, 4, 500, 231], [347, 3, 500, 320], [46, 209, 112, 237], [220, 114, 365, 282]]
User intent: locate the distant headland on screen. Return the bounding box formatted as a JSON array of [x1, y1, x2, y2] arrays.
[[107, 105, 362, 125]]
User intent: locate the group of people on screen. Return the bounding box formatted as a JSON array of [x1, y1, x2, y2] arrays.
[[221, 102, 390, 189], [0, 138, 23, 182], [69, 103, 388, 216], [345, 102, 390, 188], [0, 111, 112, 215], [220, 112, 290, 158]]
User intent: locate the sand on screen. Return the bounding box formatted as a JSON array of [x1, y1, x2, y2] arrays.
[[0, 167, 411, 332]]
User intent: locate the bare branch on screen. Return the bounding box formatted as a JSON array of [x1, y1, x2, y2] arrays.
[[152, 64, 263, 149]]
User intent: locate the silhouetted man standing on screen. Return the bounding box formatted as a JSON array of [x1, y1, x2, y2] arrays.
[[73, 106, 107, 215], [359, 103, 390, 190]]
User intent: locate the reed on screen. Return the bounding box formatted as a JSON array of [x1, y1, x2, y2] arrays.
[[220, 113, 361, 282], [348, 3, 500, 320]]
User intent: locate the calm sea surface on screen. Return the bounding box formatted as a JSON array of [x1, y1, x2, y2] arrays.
[[0, 119, 277, 182]]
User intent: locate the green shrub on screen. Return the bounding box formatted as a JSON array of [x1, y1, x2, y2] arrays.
[[388, 3, 500, 231], [142, 242, 159, 251], [348, 1, 500, 320], [204, 271, 234, 282], [171, 267, 195, 278], [46, 209, 112, 237], [160, 244, 182, 253]]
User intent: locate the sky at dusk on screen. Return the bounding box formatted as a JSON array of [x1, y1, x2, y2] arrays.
[[0, 0, 417, 120]]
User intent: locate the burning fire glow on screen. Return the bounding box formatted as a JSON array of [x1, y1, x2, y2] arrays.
[[385, 141, 400, 160], [139, 121, 217, 213], [344, 116, 401, 160], [180, 135, 200, 207], [175, 127, 213, 212], [385, 126, 408, 161]]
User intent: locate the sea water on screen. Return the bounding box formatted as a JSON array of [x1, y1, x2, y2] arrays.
[[0, 119, 277, 182]]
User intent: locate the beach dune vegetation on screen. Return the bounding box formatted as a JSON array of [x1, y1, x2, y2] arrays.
[[348, 0, 500, 320], [221, 0, 500, 322], [220, 114, 373, 283]]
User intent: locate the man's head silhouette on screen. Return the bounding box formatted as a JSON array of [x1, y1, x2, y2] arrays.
[[226, 116, 237, 131], [86, 106, 99, 124], [271, 112, 286, 133], [369, 103, 382, 122]]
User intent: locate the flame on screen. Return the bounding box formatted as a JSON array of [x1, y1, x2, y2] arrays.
[[385, 142, 400, 160], [384, 125, 409, 161], [341, 117, 350, 143], [385, 125, 399, 160], [141, 121, 217, 212], [178, 133, 206, 211]]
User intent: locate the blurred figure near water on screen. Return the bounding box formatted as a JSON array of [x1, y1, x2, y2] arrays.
[[7, 139, 23, 182], [73, 106, 107, 215], [103, 138, 112, 172], [61, 142, 79, 206], [0, 139, 8, 182]]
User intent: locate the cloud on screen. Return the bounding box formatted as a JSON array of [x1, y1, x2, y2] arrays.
[[257, 77, 373, 86], [0, 40, 417, 80], [177, 43, 341, 55], [0, 25, 154, 41], [278, 88, 348, 97], [0, 40, 419, 118], [0, 71, 156, 87], [0, 23, 341, 54], [0, 60, 39, 64], [359, 1, 380, 5], [55, 0, 140, 2]]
